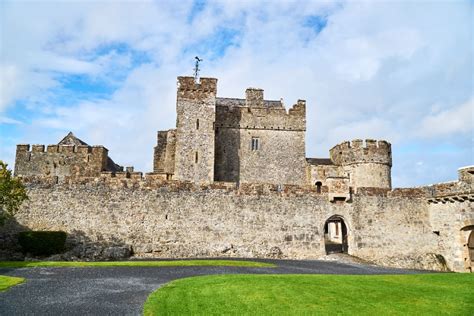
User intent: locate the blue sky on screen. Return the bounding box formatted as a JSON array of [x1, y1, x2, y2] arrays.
[[1, 0, 472, 187]]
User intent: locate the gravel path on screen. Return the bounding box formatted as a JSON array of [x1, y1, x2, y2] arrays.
[[0, 258, 431, 316]]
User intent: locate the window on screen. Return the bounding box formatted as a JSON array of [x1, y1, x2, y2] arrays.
[[315, 181, 322, 194], [251, 137, 260, 151], [196, 119, 199, 130], [195, 151, 199, 163]]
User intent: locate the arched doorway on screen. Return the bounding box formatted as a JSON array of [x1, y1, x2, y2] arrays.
[[468, 230, 474, 272], [324, 215, 348, 254]]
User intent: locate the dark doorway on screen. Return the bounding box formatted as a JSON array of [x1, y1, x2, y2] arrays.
[[324, 215, 348, 254], [468, 230, 474, 272], [315, 181, 322, 194]]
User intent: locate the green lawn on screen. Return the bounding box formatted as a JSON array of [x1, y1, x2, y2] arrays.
[[143, 274, 474, 315], [0, 275, 25, 291], [0, 260, 274, 268]]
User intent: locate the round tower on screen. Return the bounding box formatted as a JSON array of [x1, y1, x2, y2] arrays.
[[329, 139, 392, 189]]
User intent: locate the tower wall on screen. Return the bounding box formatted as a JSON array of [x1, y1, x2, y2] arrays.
[[329, 139, 392, 189], [174, 77, 217, 184], [214, 91, 307, 185], [14, 144, 108, 179], [153, 129, 176, 176]]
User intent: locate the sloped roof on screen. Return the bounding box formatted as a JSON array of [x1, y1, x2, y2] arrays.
[[306, 158, 333, 166], [58, 132, 88, 146], [57, 132, 123, 172]]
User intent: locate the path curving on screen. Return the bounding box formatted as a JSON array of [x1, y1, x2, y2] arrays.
[[0, 258, 431, 315]]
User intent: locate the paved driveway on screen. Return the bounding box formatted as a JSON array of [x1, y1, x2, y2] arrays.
[[0, 259, 429, 316]]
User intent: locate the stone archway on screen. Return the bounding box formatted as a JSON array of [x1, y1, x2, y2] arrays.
[[324, 215, 348, 254], [468, 230, 474, 272]]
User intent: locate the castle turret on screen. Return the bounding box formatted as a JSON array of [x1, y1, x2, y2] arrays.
[[14, 132, 123, 180], [329, 139, 392, 189], [173, 76, 217, 184]]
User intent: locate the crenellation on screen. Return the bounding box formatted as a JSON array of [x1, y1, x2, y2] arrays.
[[352, 139, 363, 148], [177, 76, 217, 100], [14, 134, 120, 180], [458, 166, 474, 184], [32, 145, 45, 152], [47, 145, 58, 153], [245, 88, 265, 107], [75, 145, 88, 154], [365, 139, 377, 148], [16, 144, 30, 152]]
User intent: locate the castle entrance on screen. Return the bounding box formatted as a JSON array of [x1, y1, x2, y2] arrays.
[[324, 216, 348, 254], [468, 230, 474, 272]]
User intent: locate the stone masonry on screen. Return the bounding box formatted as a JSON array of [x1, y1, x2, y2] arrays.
[[7, 76, 474, 272]]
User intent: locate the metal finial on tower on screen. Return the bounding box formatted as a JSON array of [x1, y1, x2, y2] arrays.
[[194, 56, 203, 82]]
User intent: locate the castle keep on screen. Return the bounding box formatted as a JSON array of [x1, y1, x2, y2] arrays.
[[153, 77, 391, 197], [7, 76, 474, 272]]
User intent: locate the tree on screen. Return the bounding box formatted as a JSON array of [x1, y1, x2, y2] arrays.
[[0, 161, 28, 225]]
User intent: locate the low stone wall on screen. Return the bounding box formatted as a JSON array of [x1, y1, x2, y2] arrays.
[[1, 177, 461, 271]]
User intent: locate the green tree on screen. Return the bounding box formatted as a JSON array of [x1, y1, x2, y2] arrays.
[[0, 161, 28, 225]]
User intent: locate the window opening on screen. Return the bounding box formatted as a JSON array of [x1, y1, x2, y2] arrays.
[[251, 137, 260, 151], [315, 181, 322, 194], [195, 151, 199, 163], [196, 119, 199, 130]]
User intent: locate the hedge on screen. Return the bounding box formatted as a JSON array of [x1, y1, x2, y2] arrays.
[[18, 231, 67, 256]]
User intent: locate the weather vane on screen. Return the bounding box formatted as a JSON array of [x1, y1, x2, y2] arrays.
[[194, 56, 203, 81]]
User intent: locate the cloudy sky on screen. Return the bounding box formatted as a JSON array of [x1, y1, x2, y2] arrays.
[[1, 0, 472, 187]]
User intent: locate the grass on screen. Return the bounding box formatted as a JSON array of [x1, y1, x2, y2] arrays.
[[143, 274, 474, 315], [0, 260, 275, 268], [0, 275, 25, 291]]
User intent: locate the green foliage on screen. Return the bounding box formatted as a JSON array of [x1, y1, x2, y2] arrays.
[[0, 275, 25, 291], [0, 259, 275, 268], [0, 160, 28, 225], [144, 274, 474, 315], [18, 231, 67, 256]]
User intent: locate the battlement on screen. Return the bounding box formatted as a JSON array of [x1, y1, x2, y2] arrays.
[[245, 88, 265, 107], [16, 144, 108, 155], [215, 98, 306, 131], [14, 141, 111, 179], [458, 166, 474, 184], [329, 139, 392, 166], [177, 76, 217, 99]]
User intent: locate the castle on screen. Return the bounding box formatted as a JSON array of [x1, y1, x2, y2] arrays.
[[8, 76, 474, 272]]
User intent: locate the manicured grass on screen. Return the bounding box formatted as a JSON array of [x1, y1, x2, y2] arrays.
[[0, 275, 25, 291], [143, 274, 474, 315], [0, 260, 274, 268]]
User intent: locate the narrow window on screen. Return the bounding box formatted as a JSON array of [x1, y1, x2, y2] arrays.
[[195, 151, 199, 163], [196, 119, 199, 130], [335, 223, 339, 236], [315, 181, 322, 194], [251, 137, 260, 151]]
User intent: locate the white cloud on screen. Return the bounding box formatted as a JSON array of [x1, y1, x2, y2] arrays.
[[1, 0, 473, 186], [418, 99, 474, 138]]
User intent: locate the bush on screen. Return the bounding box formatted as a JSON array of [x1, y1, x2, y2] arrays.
[[18, 231, 67, 256]]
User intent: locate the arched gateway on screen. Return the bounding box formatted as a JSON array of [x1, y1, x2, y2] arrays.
[[324, 215, 348, 254], [468, 230, 474, 272]]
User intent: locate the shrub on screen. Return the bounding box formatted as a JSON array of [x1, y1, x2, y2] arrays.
[[18, 231, 67, 256]]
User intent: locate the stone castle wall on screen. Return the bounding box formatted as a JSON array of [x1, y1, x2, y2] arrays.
[[14, 144, 109, 180], [427, 169, 474, 272], [7, 175, 472, 272]]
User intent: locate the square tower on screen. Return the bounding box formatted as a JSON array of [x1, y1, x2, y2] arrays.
[[173, 77, 217, 184]]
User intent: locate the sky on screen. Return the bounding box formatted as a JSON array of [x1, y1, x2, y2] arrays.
[[0, 0, 472, 187]]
